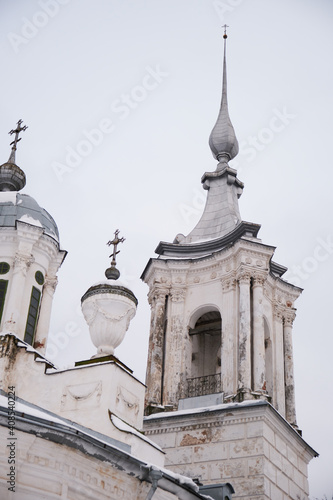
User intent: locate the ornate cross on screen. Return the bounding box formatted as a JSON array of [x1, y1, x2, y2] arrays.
[[107, 229, 125, 267], [222, 24, 229, 38], [9, 119, 28, 151]]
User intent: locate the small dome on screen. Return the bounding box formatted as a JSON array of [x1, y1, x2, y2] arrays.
[[0, 162, 26, 191], [0, 192, 59, 242]]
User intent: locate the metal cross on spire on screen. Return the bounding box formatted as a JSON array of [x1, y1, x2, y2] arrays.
[[105, 229, 125, 280], [8, 119, 28, 163], [107, 229, 125, 267], [222, 24, 229, 39]]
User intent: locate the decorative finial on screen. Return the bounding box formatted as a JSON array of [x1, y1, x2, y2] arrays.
[[8, 119, 28, 164], [208, 28, 239, 165], [105, 229, 125, 280]]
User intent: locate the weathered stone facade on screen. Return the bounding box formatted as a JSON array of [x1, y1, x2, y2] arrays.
[[142, 237, 302, 427], [144, 402, 316, 500]]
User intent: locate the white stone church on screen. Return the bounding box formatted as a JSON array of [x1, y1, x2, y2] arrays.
[[0, 33, 317, 499]]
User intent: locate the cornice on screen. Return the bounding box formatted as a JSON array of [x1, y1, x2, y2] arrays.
[[143, 402, 318, 459], [155, 221, 261, 258]]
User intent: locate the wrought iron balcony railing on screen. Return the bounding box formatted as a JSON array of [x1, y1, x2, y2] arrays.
[[186, 373, 222, 398]]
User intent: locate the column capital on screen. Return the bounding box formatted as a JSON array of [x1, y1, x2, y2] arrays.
[[283, 309, 296, 326], [237, 271, 251, 285], [44, 276, 58, 293], [148, 286, 169, 306], [221, 276, 237, 291], [13, 252, 34, 275], [252, 273, 266, 287], [170, 288, 186, 303]]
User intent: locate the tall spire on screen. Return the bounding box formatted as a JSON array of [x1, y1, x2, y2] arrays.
[[0, 119, 27, 192], [209, 26, 239, 164]]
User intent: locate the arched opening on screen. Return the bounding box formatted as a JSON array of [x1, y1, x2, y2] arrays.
[[187, 310, 222, 397], [264, 318, 273, 397]]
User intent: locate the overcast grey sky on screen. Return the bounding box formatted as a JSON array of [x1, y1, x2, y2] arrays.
[[1, 0, 333, 497]]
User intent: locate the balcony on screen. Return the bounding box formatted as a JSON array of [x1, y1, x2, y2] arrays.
[[186, 373, 222, 398]]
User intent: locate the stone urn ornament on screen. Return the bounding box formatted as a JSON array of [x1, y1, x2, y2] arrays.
[[81, 230, 138, 358]]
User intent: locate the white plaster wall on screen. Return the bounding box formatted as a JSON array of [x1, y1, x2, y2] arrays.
[[0, 338, 164, 466], [0, 224, 65, 352], [143, 404, 315, 500], [0, 429, 173, 500]]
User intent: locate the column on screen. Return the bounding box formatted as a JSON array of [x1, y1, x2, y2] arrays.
[[145, 287, 168, 409], [34, 275, 58, 355], [252, 275, 266, 394], [163, 287, 186, 407], [2, 252, 34, 335], [273, 304, 285, 416], [238, 272, 252, 398], [284, 310, 297, 427], [221, 277, 236, 396]]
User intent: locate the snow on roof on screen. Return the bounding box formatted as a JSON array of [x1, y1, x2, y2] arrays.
[[0, 332, 57, 368], [0, 191, 17, 204], [0, 394, 67, 426], [143, 464, 200, 494], [18, 214, 43, 227], [144, 399, 268, 421], [0, 393, 130, 454], [110, 413, 163, 452]]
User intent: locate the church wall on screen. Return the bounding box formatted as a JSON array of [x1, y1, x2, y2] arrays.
[[144, 403, 314, 500], [0, 428, 177, 500], [0, 335, 164, 467]]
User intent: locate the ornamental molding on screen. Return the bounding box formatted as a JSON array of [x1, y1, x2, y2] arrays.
[[0, 233, 16, 243], [252, 272, 266, 287], [144, 414, 265, 435], [171, 275, 186, 285], [283, 309, 296, 326], [13, 252, 35, 274], [237, 269, 251, 284], [271, 273, 303, 298], [19, 451, 131, 497], [170, 288, 186, 303], [234, 237, 275, 256], [116, 386, 140, 416], [273, 303, 284, 320], [61, 381, 102, 411], [35, 235, 60, 255], [221, 275, 237, 291], [148, 286, 170, 306], [263, 280, 274, 300], [44, 276, 58, 292], [16, 220, 44, 242]]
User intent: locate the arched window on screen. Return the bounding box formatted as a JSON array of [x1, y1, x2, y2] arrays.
[[24, 287, 41, 346], [187, 310, 222, 397], [0, 279, 8, 324]]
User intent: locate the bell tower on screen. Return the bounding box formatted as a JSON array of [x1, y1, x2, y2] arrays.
[[142, 31, 317, 498]]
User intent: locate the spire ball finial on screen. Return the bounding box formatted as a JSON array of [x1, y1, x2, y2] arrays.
[[105, 229, 125, 280], [222, 24, 229, 39]]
